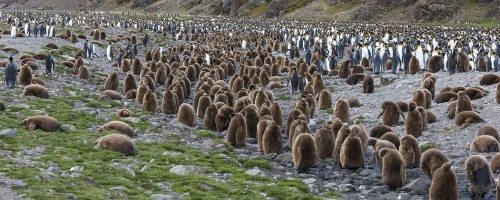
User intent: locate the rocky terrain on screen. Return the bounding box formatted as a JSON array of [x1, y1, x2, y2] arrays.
[[0, 14, 499, 200], [1, 0, 500, 24]]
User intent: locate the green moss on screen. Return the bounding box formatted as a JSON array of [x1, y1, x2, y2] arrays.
[[239, 158, 272, 170], [249, 2, 270, 18], [324, 191, 342, 198], [194, 130, 218, 139], [279, 95, 291, 101], [419, 142, 438, 153], [325, 107, 334, 114]]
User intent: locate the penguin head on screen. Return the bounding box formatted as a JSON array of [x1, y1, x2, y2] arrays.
[[9, 56, 13, 61]]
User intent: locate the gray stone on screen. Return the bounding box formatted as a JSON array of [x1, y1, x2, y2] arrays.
[[273, 153, 293, 165], [69, 173, 83, 178], [245, 138, 258, 144], [169, 165, 202, 175], [380, 192, 399, 200], [338, 184, 356, 192], [70, 166, 84, 172], [127, 168, 136, 177], [0, 129, 16, 137], [324, 182, 337, 191], [66, 193, 78, 200], [244, 168, 265, 176], [162, 151, 183, 156], [401, 178, 429, 195], [302, 178, 317, 185], [359, 169, 375, 176], [150, 194, 174, 200], [109, 186, 127, 190], [122, 117, 140, 123]]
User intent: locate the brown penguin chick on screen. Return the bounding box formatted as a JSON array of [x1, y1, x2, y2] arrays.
[[131, 58, 142, 75], [31, 77, 45, 86], [421, 89, 433, 109], [426, 110, 437, 124], [74, 57, 84, 75], [258, 104, 272, 118], [317, 89, 332, 110], [302, 93, 316, 119], [479, 73, 500, 86], [289, 119, 311, 148], [379, 148, 406, 189], [333, 123, 351, 167], [292, 133, 317, 172], [116, 109, 132, 117], [465, 155, 494, 196], [380, 132, 401, 149], [429, 162, 459, 200], [427, 55, 442, 73], [285, 109, 304, 138], [142, 89, 157, 113], [162, 90, 178, 114], [244, 105, 260, 139], [125, 89, 137, 100], [362, 75, 374, 93], [270, 102, 282, 128], [395, 101, 409, 112], [269, 81, 284, 89], [450, 86, 466, 93], [94, 133, 137, 156], [123, 73, 137, 95], [254, 90, 268, 108], [447, 101, 458, 119], [178, 103, 195, 127], [455, 91, 473, 117], [295, 98, 310, 121], [121, 59, 131, 72], [196, 94, 211, 119], [203, 104, 218, 131], [0, 100, 5, 111], [262, 121, 282, 154], [347, 97, 362, 107], [420, 148, 450, 179], [421, 77, 435, 99], [368, 138, 397, 169], [496, 82, 500, 104], [490, 153, 500, 173], [463, 87, 485, 100], [19, 64, 32, 85], [104, 72, 119, 91], [140, 76, 156, 92], [98, 121, 135, 137], [399, 135, 421, 168], [103, 90, 122, 100], [78, 65, 90, 79], [135, 84, 149, 104], [416, 106, 428, 131], [409, 56, 420, 74], [470, 135, 499, 153], [477, 125, 499, 140], [257, 116, 274, 151], [226, 113, 247, 147], [411, 89, 427, 108], [405, 102, 423, 138], [338, 60, 350, 78], [23, 84, 49, 98], [471, 85, 488, 94], [440, 86, 453, 93], [314, 127, 335, 160], [457, 51, 470, 72], [313, 74, 325, 94], [216, 105, 235, 132], [477, 57, 487, 72], [334, 99, 350, 123], [20, 116, 63, 132], [350, 65, 365, 74], [434, 91, 458, 103], [455, 111, 485, 129], [377, 101, 405, 127], [340, 126, 365, 169], [346, 73, 365, 85], [354, 119, 368, 152], [369, 125, 393, 138]]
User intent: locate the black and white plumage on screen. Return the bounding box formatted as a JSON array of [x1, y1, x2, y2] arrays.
[[5, 58, 17, 89]]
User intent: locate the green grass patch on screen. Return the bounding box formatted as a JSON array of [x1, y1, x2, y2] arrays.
[[419, 142, 438, 153], [194, 130, 218, 139], [249, 2, 270, 17], [325, 107, 334, 114], [278, 95, 291, 101], [285, 0, 311, 11], [239, 158, 272, 169]]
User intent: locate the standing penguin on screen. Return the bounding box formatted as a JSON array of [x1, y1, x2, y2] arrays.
[[391, 45, 401, 74], [5, 57, 17, 89], [45, 52, 55, 75], [107, 42, 113, 62], [447, 50, 458, 75], [372, 48, 382, 75], [33, 23, 38, 37], [84, 40, 90, 58], [305, 48, 311, 66], [10, 24, 16, 38], [288, 68, 299, 93]]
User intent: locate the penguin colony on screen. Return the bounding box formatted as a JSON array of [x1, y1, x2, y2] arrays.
[[1, 11, 500, 199]]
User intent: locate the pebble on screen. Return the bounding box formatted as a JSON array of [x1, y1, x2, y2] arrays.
[[244, 168, 265, 176], [0, 129, 16, 137], [109, 186, 127, 190]]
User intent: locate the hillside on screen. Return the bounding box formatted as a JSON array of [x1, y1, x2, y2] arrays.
[[1, 0, 500, 24]]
